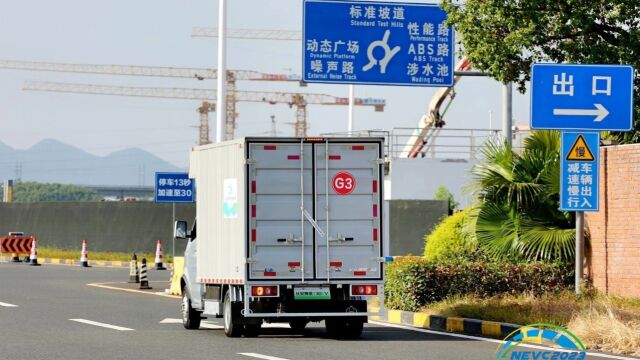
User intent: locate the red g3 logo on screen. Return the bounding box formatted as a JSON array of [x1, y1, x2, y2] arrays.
[[332, 172, 356, 195]]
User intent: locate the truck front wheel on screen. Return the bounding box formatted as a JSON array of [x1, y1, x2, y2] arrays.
[[181, 290, 201, 330], [223, 292, 243, 337]]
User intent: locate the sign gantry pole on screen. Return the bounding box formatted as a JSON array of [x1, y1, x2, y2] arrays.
[[348, 85, 354, 135], [502, 83, 513, 146]]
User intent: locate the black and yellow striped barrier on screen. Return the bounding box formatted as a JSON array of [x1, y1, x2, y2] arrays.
[[369, 305, 519, 339]]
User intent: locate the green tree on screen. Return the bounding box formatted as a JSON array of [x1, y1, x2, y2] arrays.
[[0, 182, 102, 202], [442, 0, 640, 142], [434, 185, 459, 214], [469, 131, 575, 261]]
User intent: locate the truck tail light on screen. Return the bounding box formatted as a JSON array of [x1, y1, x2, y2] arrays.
[[351, 284, 378, 296], [251, 285, 278, 297]]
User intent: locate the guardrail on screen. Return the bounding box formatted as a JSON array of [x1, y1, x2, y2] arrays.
[[322, 128, 502, 160]]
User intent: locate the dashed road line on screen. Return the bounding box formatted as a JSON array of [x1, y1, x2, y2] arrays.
[[0, 301, 18, 307], [238, 353, 290, 360], [69, 318, 134, 331]]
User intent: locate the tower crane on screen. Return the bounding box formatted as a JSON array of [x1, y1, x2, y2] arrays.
[[22, 81, 385, 139], [0, 59, 302, 143]]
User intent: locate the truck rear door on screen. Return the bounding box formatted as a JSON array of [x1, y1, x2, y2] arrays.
[[247, 139, 383, 282], [314, 142, 383, 280], [248, 142, 314, 280]]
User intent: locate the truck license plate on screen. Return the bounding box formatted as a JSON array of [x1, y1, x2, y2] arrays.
[[294, 287, 330, 300]]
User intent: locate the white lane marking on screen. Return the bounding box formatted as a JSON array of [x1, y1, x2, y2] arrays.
[[0, 302, 18, 307], [369, 320, 636, 360], [159, 318, 223, 329], [159, 318, 182, 324], [238, 353, 290, 360], [261, 323, 290, 329], [87, 282, 179, 299], [69, 318, 134, 331]]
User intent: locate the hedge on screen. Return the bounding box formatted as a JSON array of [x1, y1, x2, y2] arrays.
[[423, 209, 475, 261], [385, 257, 574, 312]]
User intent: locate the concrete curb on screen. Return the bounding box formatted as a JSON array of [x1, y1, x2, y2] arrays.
[[368, 305, 520, 339], [0, 256, 173, 269]]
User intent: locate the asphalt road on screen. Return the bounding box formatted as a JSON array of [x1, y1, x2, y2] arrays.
[[0, 262, 630, 360]]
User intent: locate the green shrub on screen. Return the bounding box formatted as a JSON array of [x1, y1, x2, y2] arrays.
[[385, 257, 573, 312], [423, 209, 476, 261]]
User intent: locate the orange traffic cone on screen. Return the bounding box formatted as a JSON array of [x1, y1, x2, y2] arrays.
[[80, 240, 89, 267], [29, 237, 40, 266], [154, 240, 166, 270]]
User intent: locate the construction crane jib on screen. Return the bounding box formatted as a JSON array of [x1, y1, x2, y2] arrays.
[[22, 81, 386, 139], [0, 59, 304, 144]]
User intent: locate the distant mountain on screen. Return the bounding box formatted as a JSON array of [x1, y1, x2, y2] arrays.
[[0, 139, 184, 186]]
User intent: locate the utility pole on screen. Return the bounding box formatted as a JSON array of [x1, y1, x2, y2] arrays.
[[215, 0, 227, 143]]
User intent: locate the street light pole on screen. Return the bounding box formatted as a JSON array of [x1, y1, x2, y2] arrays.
[[215, 0, 227, 143]]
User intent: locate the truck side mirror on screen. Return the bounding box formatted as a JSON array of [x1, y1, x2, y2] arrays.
[[174, 220, 188, 239]]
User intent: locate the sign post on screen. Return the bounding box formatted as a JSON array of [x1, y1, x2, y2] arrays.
[[531, 63, 634, 295], [303, 0, 454, 87], [155, 172, 195, 260], [560, 132, 600, 293]]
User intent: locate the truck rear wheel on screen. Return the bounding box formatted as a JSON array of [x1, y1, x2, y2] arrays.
[[289, 319, 308, 333], [181, 289, 201, 330], [325, 317, 364, 339], [244, 324, 261, 337], [223, 292, 243, 337]]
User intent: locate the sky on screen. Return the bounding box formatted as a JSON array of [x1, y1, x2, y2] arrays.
[[0, 0, 530, 169]]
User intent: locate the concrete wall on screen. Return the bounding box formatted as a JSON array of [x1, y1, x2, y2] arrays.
[[388, 200, 448, 256], [0, 202, 195, 255], [0, 200, 447, 259], [387, 158, 477, 207], [586, 144, 640, 298]]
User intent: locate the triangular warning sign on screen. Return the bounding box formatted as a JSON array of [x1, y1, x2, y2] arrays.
[[566, 135, 595, 161]]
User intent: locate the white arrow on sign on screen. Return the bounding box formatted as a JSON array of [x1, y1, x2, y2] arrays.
[[553, 103, 609, 122]]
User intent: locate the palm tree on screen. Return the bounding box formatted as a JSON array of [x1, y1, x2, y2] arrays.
[[469, 130, 575, 262]]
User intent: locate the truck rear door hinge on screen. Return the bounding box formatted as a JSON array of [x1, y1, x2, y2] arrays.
[[372, 158, 385, 165], [245, 159, 257, 165], [245, 258, 257, 264], [374, 257, 386, 263]]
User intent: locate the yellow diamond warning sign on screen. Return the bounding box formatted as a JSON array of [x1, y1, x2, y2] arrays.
[[566, 135, 595, 161]]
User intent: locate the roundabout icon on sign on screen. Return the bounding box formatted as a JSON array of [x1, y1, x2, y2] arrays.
[[332, 172, 356, 195]]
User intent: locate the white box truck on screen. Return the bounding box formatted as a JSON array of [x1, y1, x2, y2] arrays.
[[175, 137, 385, 338]]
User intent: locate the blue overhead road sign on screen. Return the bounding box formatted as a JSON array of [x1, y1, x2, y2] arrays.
[[155, 172, 194, 203], [531, 64, 634, 131], [560, 132, 599, 212], [303, 0, 454, 87]]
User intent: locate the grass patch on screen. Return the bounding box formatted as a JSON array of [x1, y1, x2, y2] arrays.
[[36, 247, 171, 263], [416, 291, 640, 356]]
